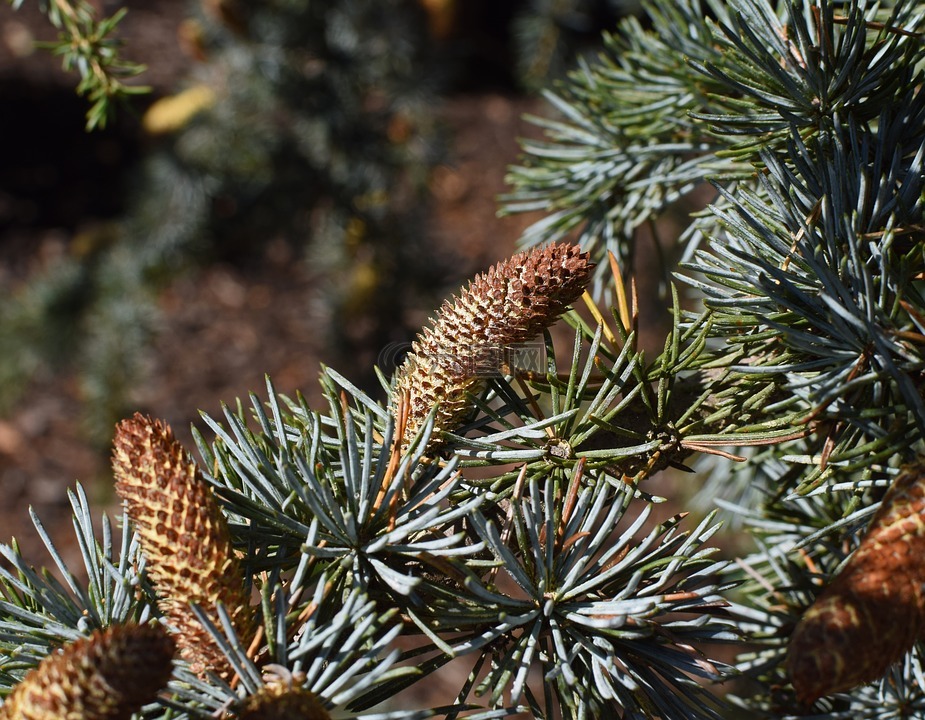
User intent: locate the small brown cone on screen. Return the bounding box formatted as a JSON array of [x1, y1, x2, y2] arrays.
[[0, 623, 175, 720], [392, 243, 593, 450], [787, 462, 925, 703], [113, 413, 253, 678], [238, 681, 331, 720]]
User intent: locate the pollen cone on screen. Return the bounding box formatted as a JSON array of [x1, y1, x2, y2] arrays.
[[113, 413, 253, 678], [393, 243, 593, 450], [0, 623, 174, 720]]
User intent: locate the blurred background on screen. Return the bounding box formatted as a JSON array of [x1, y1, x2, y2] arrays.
[[0, 0, 633, 556]]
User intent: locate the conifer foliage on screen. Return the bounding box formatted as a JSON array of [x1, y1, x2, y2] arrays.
[[3, 0, 925, 718]]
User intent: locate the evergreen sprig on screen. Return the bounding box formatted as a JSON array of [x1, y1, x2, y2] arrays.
[[501, 0, 741, 290], [0, 484, 154, 681], [685, 125, 925, 438], [502, 0, 925, 292], [500, 0, 925, 715], [6, 0, 925, 717], [9, 0, 148, 129]]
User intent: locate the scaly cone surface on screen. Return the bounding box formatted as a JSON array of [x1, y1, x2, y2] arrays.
[[787, 461, 925, 703], [392, 243, 593, 449], [113, 413, 253, 678], [0, 623, 175, 720], [238, 680, 332, 720]]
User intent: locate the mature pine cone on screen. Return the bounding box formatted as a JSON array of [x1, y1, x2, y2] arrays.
[[393, 243, 593, 449], [787, 462, 925, 703], [113, 413, 253, 678], [0, 623, 174, 720]]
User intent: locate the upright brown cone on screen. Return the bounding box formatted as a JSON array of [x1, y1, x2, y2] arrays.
[[787, 462, 925, 703], [392, 243, 593, 449], [0, 623, 175, 720], [113, 413, 252, 678]]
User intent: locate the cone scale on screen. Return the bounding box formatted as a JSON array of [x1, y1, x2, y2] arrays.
[[788, 462, 925, 703], [0, 623, 174, 720]]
